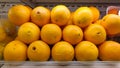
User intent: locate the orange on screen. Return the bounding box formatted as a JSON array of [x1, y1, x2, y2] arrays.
[[52, 41, 74, 61], [101, 14, 120, 36], [89, 6, 100, 22], [0, 45, 4, 60], [41, 24, 62, 45], [25, 5, 32, 22], [94, 19, 103, 24], [0, 36, 14, 47], [63, 25, 83, 45], [31, 6, 50, 27], [1, 19, 17, 36], [25, 5, 32, 12], [67, 12, 74, 25], [0, 27, 7, 42], [4, 40, 27, 61], [99, 41, 120, 61], [75, 41, 98, 61], [73, 7, 93, 28], [8, 5, 31, 26], [0, 42, 7, 47], [4, 36, 14, 43], [84, 24, 106, 45], [18, 22, 40, 44], [15, 36, 19, 40], [51, 5, 71, 26], [27, 40, 50, 61]]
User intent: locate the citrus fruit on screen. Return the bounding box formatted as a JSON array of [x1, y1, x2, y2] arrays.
[[99, 41, 120, 61], [73, 7, 93, 28], [27, 40, 50, 61], [4, 40, 27, 61], [8, 5, 31, 26], [0, 45, 4, 60], [41, 24, 62, 45], [101, 14, 120, 36], [52, 41, 74, 61], [67, 12, 74, 25], [75, 41, 98, 61], [1, 19, 17, 36], [0, 35, 15, 47], [94, 19, 103, 24], [84, 24, 106, 45], [31, 6, 50, 27], [51, 5, 71, 26], [0, 27, 7, 42], [89, 6, 100, 22], [25, 5, 32, 12], [63, 25, 83, 45], [25, 5, 32, 21], [15, 36, 19, 40], [18, 22, 40, 44]]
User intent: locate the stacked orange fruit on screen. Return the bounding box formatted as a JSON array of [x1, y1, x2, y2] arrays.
[[2, 4, 120, 61]]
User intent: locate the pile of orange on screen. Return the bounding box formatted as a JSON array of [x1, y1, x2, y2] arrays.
[[2, 4, 120, 61]]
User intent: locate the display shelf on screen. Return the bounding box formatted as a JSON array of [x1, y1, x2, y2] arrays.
[[0, 61, 120, 66], [1, 0, 120, 3], [0, 0, 20, 2], [32, 0, 120, 3]]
